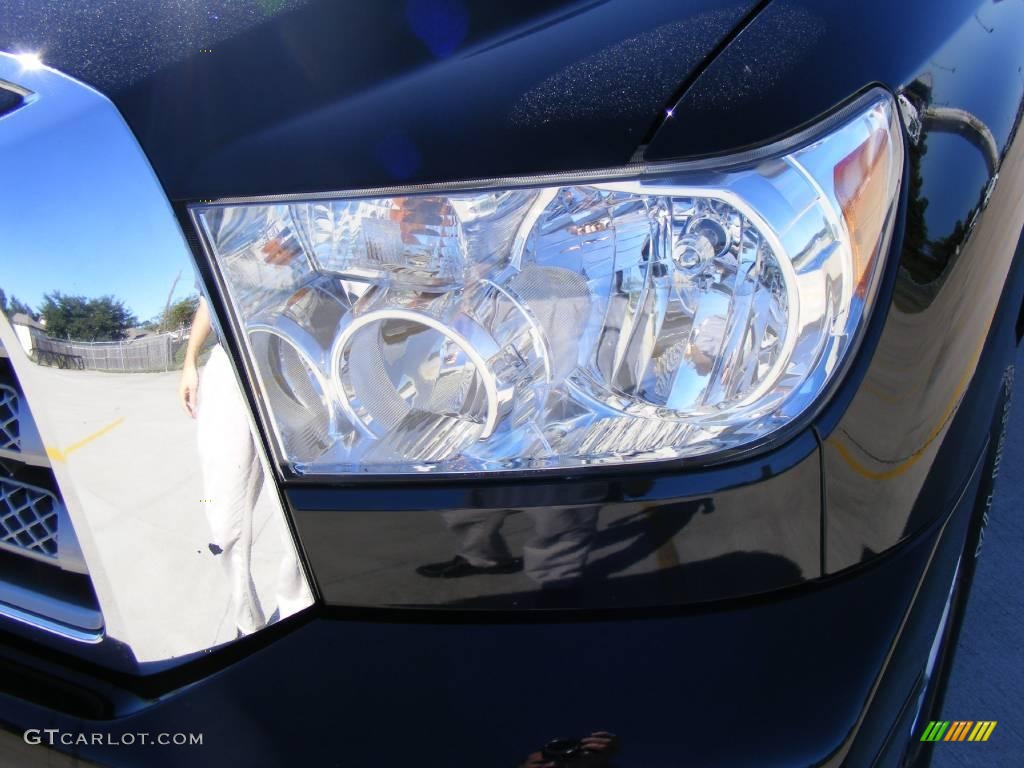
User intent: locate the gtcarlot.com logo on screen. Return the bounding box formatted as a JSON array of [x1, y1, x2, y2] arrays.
[[921, 721, 997, 742], [24, 729, 203, 747]]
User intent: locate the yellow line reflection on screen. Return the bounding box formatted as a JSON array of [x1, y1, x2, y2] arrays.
[[828, 334, 985, 481], [46, 416, 125, 462]]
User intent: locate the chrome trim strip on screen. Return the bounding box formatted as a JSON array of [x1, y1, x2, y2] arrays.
[[0, 601, 103, 644], [0, 78, 32, 98]]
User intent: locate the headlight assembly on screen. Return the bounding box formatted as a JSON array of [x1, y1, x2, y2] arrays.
[[192, 89, 903, 474]]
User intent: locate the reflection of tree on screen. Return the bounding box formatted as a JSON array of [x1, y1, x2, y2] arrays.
[[897, 174, 986, 312], [895, 78, 938, 312], [145, 294, 199, 332], [929, 218, 968, 268], [900, 130, 974, 287], [0, 288, 38, 320], [895, 77, 994, 312], [39, 292, 137, 341], [164, 295, 199, 331], [903, 134, 930, 266], [893, 131, 946, 312]]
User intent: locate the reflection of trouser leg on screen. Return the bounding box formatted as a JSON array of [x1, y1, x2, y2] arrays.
[[274, 527, 309, 619], [442, 510, 512, 566], [197, 345, 266, 635], [523, 507, 599, 584]]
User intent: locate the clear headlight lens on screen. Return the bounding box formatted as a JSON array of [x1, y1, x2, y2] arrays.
[[193, 90, 902, 474]]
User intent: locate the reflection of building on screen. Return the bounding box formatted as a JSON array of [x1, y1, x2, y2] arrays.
[[921, 105, 1000, 176], [125, 327, 151, 341], [10, 312, 45, 356], [902, 77, 999, 176]]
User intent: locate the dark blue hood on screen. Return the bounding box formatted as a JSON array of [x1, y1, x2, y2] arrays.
[[0, 0, 757, 199]]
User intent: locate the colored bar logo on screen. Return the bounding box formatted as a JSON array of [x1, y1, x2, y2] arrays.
[[921, 721, 997, 742]]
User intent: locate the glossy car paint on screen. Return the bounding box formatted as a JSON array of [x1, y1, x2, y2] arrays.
[[647, 0, 1024, 572], [0, 0, 1022, 765], [0, 0, 760, 200], [0, 457, 983, 766], [292, 431, 822, 609]]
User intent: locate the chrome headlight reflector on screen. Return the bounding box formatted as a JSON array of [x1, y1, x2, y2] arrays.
[[193, 90, 902, 474]]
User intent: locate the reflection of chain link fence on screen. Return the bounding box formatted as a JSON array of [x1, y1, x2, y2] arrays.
[[32, 330, 190, 372]]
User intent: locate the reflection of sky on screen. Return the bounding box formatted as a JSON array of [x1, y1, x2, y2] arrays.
[[927, 1, 1023, 149], [1, 58, 199, 323], [917, 0, 1024, 237], [5, 140, 197, 322], [9, 263, 194, 327], [5, 0, 1022, 310]]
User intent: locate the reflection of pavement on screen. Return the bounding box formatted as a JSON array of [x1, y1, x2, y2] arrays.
[[825, 118, 1024, 569], [29, 363, 291, 660], [934, 342, 1023, 768]]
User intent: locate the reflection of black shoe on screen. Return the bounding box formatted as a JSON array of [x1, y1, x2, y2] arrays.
[[415, 555, 523, 578]]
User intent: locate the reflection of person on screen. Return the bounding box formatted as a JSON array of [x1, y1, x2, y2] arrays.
[[420, 496, 716, 599], [519, 732, 619, 768], [417, 506, 599, 586], [179, 296, 307, 637]]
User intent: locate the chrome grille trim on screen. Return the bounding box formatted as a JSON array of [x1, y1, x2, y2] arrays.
[[0, 52, 314, 665], [0, 601, 102, 644]]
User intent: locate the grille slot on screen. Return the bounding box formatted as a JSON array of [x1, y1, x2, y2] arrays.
[[0, 384, 20, 451], [0, 475, 59, 561]]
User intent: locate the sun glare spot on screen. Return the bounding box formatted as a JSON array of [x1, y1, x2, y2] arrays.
[[14, 52, 44, 71]]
